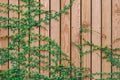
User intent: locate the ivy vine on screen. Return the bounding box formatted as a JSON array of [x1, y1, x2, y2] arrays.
[[0, 0, 120, 80]]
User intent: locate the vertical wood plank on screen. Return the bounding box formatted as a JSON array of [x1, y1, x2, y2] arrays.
[[40, 0, 49, 76], [102, 0, 111, 78], [19, 0, 29, 79], [30, 0, 39, 76], [82, 0, 91, 79], [112, 0, 120, 77], [71, 0, 80, 78], [92, 0, 101, 79], [71, 0, 80, 68], [0, 0, 8, 72], [61, 0, 70, 67], [1, 0, 120, 79], [51, 0, 60, 45], [9, 0, 18, 69], [50, 0, 60, 77]]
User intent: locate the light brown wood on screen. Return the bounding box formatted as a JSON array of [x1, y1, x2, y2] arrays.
[[51, 0, 60, 45], [92, 0, 101, 79], [71, 0, 80, 68], [0, 0, 8, 71], [61, 0, 70, 67], [40, 0, 49, 77], [102, 0, 111, 78], [51, 0, 60, 77], [30, 0, 39, 75], [82, 0, 91, 80], [0, 0, 120, 79], [71, 0, 81, 78], [112, 0, 120, 78], [9, 0, 18, 69], [19, 0, 29, 79]]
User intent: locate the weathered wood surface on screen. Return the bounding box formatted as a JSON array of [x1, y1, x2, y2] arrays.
[[0, 0, 120, 79]]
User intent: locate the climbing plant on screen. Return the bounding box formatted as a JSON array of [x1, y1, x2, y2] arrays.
[[74, 26, 120, 80], [0, 0, 77, 80], [0, 0, 120, 80]]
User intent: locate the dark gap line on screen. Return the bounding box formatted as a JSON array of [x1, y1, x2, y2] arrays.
[[111, 0, 113, 78], [39, 0, 41, 74], [49, 0, 51, 78], [59, 0, 61, 76], [70, 0, 72, 79], [80, 0, 82, 79], [81, 0, 82, 66], [18, 0, 20, 71], [18, 0, 20, 52], [7, 0, 10, 79], [101, 0, 102, 79], [28, 0, 31, 78], [80, 0, 82, 67], [90, 0, 92, 80], [8, 0, 10, 69]]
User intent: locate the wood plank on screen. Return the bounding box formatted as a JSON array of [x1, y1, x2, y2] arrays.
[[61, 0, 70, 67], [0, 0, 8, 72], [82, 0, 91, 79], [92, 0, 101, 79], [9, 0, 18, 69], [51, 0, 60, 45], [50, 0, 60, 77], [102, 0, 111, 78], [71, 0, 81, 78], [19, 0, 29, 79], [112, 0, 120, 78], [30, 0, 39, 76], [40, 0, 49, 77], [71, 0, 80, 68]]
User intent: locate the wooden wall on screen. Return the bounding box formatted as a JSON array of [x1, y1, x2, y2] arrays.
[[0, 0, 120, 79]]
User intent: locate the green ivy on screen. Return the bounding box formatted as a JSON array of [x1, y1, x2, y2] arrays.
[[0, 0, 120, 80], [0, 0, 76, 80], [74, 27, 120, 80]]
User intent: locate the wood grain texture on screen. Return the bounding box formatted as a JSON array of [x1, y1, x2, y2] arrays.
[[30, 0, 39, 75], [40, 0, 49, 76], [50, 0, 60, 77], [71, 0, 80, 78], [92, 0, 101, 79], [61, 0, 70, 66], [82, 0, 91, 79], [51, 0, 60, 45], [112, 0, 120, 77], [0, 0, 120, 79], [102, 0, 111, 78], [19, 0, 29, 78], [71, 0, 80, 67], [0, 0, 8, 71], [9, 0, 18, 69]]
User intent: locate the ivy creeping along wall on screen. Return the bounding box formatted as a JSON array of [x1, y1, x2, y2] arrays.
[[0, 0, 120, 80]]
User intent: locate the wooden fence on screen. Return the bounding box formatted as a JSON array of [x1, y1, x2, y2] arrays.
[[0, 0, 120, 79]]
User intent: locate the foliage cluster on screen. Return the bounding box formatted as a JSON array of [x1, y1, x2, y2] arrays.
[[0, 0, 120, 80]]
